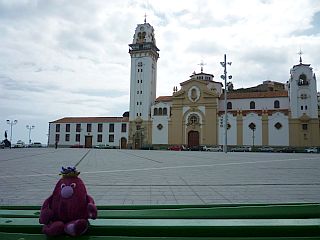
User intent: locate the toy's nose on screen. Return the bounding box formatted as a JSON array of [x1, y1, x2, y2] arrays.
[[61, 185, 74, 199]]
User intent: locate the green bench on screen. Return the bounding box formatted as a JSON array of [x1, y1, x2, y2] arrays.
[[0, 203, 319, 239]]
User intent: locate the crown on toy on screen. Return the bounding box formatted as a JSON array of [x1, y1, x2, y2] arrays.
[[60, 166, 80, 178]]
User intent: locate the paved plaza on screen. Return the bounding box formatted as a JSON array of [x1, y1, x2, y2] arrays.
[[0, 148, 319, 206]]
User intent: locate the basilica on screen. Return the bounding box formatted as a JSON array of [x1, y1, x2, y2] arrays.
[[48, 20, 320, 149]]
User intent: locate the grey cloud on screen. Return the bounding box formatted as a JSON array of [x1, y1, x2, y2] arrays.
[[186, 41, 222, 55], [71, 89, 128, 98]]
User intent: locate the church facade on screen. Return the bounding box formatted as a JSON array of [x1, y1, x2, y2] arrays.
[[48, 20, 319, 148], [128, 20, 320, 149]]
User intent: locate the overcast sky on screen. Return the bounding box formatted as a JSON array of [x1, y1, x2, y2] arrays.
[[0, 0, 320, 145]]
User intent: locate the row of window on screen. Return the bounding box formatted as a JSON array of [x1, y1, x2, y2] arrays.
[[55, 134, 115, 143], [153, 107, 168, 116], [219, 122, 308, 131], [55, 123, 126, 133], [227, 100, 281, 110]]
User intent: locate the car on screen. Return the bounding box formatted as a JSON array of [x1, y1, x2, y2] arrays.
[[230, 146, 252, 152], [304, 147, 318, 153], [277, 147, 295, 153], [94, 144, 113, 149], [258, 146, 274, 152], [168, 145, 184, 151], [28, 142, 42, 148], [202, 145, 222, 152], [13, 140, 25, 148]]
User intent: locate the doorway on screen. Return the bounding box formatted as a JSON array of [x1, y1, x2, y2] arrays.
[[85, 136, 93, 148], [121, 137, 127, 149], [188, 131, 199, 147]]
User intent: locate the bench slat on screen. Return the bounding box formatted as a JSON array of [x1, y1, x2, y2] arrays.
[[0, 204, 319, 219], [0, 218, 319, 237]]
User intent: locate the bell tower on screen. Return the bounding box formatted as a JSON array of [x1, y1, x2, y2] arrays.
[[288, 52, 319, 146], [128, 18, 159, 148]]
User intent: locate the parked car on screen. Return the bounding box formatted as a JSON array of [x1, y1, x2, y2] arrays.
[[168, 145, 184, 151], [258, 146, 274, 152], [13, 140, 25, 148], [28, 142, 42, 148], [304, 147, 318, 153], [189, 145, 203, 151], [202, 145, 223, 152], [276, 147, 295, 153], [94, 144, 113, 149], [230, 146, 252, 152]]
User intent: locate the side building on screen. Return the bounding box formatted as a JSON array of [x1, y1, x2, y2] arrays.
[[48, 117, 128, 148]]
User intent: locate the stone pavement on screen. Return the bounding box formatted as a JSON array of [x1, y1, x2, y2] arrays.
[[0, 148, 319, 205]]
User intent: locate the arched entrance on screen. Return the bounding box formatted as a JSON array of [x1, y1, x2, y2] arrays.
[[188, 131, 199, 147], [120, 137, 127, 149]]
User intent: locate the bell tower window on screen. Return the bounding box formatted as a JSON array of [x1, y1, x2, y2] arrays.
[[298, 74, 309, 86]]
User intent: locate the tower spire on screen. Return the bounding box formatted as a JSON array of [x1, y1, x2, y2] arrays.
[[298, 49, 303, 64], [144, 13, 147, 24]]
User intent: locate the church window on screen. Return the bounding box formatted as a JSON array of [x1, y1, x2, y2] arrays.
[[163, 107, 167, 115], [97, 134, 102, 142], [137, 91, 139, 94], [140, 91, 142, 94], [274, 100, 280, 109], [138, 62, 143, 67], [301, 106, 303, 110], [140, 102, 142, 105], [305, 105, 308, 110], [250, 101, 255, 109], [274, 122, 282, 129], [109, 135, 114, 142], [227, 102, 232, 109], [98, 124, 103, 132], [121, 123, 127, 132], [157, 124, 163, 130], [76, 124, 81, 132], [298, 74, 308, 86], [141, 80, 142, 83], [188, 114, 199, 125], [159, 108, 163, 115], [136, 125, 141, 130], [109, 124, 114, 133], [154, 108, 158, 115], [65, 134, 70, 142], [66, 124, 70, 132], [137, 102, 139, 105], [87, 124, 92, 132], [302, 124, 308, 130], [56, 124, 60, 132], [139, 113, 141, 116], [141, 69, 143, 72], [137, 80, 139, 83]]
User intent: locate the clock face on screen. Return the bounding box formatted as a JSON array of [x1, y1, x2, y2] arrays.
[[140, 26, 144, 31]]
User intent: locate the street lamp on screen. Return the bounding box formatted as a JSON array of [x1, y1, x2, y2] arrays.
[[6, 119, 18, 144], [220, 54, 232, 153], [26, 125, 35, 144]]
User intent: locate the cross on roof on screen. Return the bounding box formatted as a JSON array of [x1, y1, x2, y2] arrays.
[[144, 13, 147, 24], [198, 60, 206, 73]]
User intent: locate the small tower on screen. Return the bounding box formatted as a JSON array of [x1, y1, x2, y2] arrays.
[[288, 52, 319, 146], [128, 18, 159, 148]]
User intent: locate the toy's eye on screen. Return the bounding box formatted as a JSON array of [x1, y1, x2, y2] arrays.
[[71, 183, 76, 188], [61, 184, 66, 189]]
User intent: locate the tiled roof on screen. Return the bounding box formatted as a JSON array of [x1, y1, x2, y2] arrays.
[[155, 96, 172, 102], [50, 117, 129, 124], [220, 91, 288, 100]]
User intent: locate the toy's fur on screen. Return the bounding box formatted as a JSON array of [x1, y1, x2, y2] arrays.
[[39, 176, 97, 236]]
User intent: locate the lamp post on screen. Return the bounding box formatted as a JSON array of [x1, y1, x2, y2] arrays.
[[6, 119, 18, 144], [26, 125, 35, 145], [220, 54, 232, 153]]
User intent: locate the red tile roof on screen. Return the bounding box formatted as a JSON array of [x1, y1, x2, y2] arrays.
[[50, 117, 129, 123], [155, 96, 172, 102], [220, 91, 288, 100]]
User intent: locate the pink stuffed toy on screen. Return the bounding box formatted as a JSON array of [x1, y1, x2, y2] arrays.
[[39, 167, 97, 236]]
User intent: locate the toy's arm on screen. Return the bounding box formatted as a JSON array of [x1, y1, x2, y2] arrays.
[[39, 195, 54, 224], [87, 194, 97, 219]]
